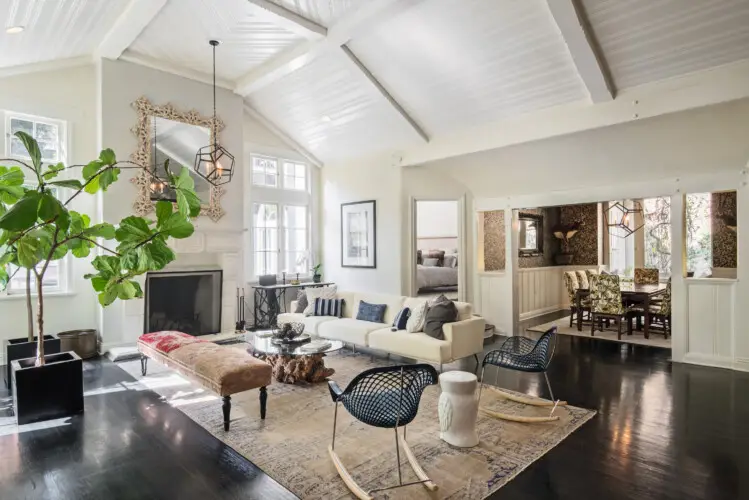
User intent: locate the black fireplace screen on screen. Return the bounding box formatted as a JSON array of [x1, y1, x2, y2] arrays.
[[145, 270, 222, 336]]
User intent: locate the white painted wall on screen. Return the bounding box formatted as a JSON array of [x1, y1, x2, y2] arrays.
[[416, 200, 457, 238], [322, 156, 402, 294], [99, 59, 245, 350], [0, 65, 99, 357]]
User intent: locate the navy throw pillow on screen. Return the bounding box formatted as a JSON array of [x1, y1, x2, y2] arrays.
[[313, 298, 345, 318], [356, 301, 387, 323], [392, 307, 411, 330]]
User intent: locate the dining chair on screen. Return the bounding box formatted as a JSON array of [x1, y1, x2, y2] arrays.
[[634, 268, 659, 285], [590, 274, 635, 339], [564, 271, 591, 328], [327, 364, 439, 499], [648, 279, 671, 338]]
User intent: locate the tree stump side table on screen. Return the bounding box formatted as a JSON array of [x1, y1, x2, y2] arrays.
[[248, 335, 344, 384], [438, 371, 479, 447]]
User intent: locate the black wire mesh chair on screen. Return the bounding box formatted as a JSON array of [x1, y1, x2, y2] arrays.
[[327, 364, 439, 499], [477, 327, 562, 423]]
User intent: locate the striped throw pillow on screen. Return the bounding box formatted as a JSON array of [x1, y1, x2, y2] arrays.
[[313, 298, 345, 318], [392, 307, 411, 330]]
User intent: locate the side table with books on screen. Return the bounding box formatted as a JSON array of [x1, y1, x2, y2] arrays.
[[248, 334, 343, 384]]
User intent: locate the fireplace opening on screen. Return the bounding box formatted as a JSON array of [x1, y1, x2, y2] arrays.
[[145, 270, 222, 336]]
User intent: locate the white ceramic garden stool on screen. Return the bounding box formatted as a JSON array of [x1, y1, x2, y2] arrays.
[[438, 371, 479, 448]]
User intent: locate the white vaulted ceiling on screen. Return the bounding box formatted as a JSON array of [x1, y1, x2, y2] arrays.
[[128, 0, 302, 81], [3, 0, 749, 163], [580, 0, 749, 89], [0, 0, 129, 68], [248, 53, 421, 161], [349, 0, 588, 136]]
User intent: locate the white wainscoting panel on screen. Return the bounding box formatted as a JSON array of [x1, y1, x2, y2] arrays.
[[518, 267, 563, 320], [477, 272, 512, 335], [685, 279, 736, 369]]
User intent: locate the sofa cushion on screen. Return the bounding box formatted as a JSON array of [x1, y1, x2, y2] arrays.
[[392, 307, 410, 330], [313, 297, 345, 318], [453, 301, 472, 321], [423, 295, 458, 340], [317, 318, 388, 345], [294, 289, 308, 313], [352, 293, 405, 325], [303, 286, 338, 316], [406, 300, 429, 333], [277, 313, 337, 335], [356, 301, 387, 323], [368, 328, 451, 363]]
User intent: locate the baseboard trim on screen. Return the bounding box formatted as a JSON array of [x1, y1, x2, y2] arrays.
[[519, 305, 564, 321], [681, 353, 749, 372]]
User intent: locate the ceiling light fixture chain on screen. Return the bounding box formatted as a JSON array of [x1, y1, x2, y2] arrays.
[[193, 39, 235, 187]]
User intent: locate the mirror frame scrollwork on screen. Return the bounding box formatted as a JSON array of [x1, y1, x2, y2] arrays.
[[130, 96, 226, 222]]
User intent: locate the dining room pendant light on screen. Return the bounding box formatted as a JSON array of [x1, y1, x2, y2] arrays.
[[605, 201, 644, 238], [194, 39, 235, 186]]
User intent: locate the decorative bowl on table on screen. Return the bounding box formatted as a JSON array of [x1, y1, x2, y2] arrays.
[[271, 322, 309, 345]]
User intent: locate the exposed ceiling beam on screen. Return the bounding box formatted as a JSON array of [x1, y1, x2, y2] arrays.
[[546, 0, 615, 102], [394, 58, 749, 167], [119, 50, 235, 90], [246, 0, 327, 39], [96, 0, 168, 60], [244, 105, 323, 168], [340, 45, 429, 143], [0, 56, 93, 80], [235, 0, 426, 95]]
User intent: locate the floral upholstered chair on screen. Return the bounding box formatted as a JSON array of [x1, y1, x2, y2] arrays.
[[634, 268, 659, 285], [590, 274, 633, 339], [648, 279, 671, 338], [564, 271, 591, 328]]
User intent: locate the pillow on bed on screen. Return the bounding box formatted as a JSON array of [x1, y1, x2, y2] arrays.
[[443, 255, 457, 268], [424, 250, 445, 267], [416, 249, 423, 265], [423, 258, 439, 267]]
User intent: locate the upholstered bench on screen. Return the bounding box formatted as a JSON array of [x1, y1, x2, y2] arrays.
[[137, 331, 272, 431]]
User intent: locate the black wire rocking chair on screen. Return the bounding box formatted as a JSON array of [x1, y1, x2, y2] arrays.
[[478, 326, 566, 423], [327, 364, 439, 499]]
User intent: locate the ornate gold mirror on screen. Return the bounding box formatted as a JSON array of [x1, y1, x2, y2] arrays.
[[130, 97, 225, 221]]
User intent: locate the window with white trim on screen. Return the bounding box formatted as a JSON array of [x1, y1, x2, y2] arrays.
[[3, 112, 69, 295], [252, 156, 278, 188], [250, 154, 313, 279]]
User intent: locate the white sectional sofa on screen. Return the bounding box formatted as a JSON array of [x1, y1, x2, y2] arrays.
[[277, 291, 485, 366]]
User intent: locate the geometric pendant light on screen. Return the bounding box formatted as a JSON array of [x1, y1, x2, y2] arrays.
[[194, 39, 235, 186], [605, 200, 644, 238]]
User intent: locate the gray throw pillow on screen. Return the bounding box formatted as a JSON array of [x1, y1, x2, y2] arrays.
[[423, 295, 457, 340], [294, 289, 308, 313]]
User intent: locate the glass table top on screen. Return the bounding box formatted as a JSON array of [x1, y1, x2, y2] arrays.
[[248, 333, 344, 356]]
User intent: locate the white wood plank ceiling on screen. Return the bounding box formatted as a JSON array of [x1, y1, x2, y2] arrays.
[[0, 0, 129, 67], [580, 0, 749, 89], [2, 0, 749, 162]]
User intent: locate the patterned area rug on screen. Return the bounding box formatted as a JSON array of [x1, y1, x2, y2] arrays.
[[119, 349, 595, 499], [528, 316, 671, 348]]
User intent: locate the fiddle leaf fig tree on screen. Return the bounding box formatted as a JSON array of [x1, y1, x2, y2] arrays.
[[0, 131, 201, 366]]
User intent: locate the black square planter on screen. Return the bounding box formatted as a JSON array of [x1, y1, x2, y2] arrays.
[[11, 351, 84, 425], [4, 335, 61, 393]]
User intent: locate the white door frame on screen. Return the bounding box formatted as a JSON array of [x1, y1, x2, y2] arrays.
[[408, 196, 467, 301]]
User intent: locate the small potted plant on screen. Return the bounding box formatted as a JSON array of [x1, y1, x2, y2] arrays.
[[311, 263, 322, 283], [0, 131, 200, 425], [552, 221, 581, 265]]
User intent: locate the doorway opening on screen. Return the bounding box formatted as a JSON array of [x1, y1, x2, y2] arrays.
[[414, 200, 460, 300]]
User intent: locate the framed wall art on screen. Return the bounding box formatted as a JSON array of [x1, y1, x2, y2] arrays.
[[341, 200, 377, 268]]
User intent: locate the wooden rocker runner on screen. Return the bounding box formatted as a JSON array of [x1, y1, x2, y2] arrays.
[[327, 364, 439, 499], [478, 327, 564, 423]]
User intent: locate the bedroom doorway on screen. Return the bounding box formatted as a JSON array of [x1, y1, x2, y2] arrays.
[[414, 200, 461, 300]]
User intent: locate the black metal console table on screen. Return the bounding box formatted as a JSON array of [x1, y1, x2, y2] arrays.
[[251, 282, 335, 330]]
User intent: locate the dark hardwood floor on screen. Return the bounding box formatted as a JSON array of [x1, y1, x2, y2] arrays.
[[2, 314, 748, 499]]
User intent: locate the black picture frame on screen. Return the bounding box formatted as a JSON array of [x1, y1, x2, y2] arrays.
[[341, 200, 377, 268], [518, 213, 544, 257]]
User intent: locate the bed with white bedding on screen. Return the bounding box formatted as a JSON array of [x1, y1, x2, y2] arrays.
[[417, 264, 458, 291]]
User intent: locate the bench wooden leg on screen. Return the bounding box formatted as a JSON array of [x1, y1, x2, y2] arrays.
[[259, 386, 267, 419], [222, 395, 231, 431], [140, 355, 148, 376]]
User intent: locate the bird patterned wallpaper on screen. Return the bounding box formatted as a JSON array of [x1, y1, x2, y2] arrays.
[[482, 210, 505, 271], [711, 190, 737, 269]]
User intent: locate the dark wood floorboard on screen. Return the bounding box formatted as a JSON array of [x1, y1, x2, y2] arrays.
[[1, 313, 748, 499]]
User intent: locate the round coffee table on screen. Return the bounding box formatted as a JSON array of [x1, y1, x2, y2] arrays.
[[249, 335, 344, 384]]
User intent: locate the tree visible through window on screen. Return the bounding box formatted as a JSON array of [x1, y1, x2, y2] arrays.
[[685, 193, 712, 276], [643, 197, 671, 278]]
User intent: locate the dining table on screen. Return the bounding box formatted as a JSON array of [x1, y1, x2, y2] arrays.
[[575, 282, 668, 338]]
